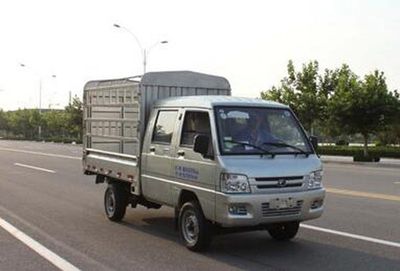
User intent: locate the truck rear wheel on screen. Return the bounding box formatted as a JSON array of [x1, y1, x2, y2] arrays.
[[268, 221, 299, 241], [178, 201, 212, 251], [104, 183, 128, 222]]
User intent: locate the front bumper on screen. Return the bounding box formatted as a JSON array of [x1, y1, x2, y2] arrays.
[[215, 188, 325, 227]]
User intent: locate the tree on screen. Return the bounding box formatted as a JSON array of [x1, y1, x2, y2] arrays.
[[319, 68, 339, 116], [377, 90, 400, 145], [328, 70, 399, 156], [64, 96, 83, 140], [0, 110, 9, 136], [0, 96, 83, 142], [7, 109, 39, 139], [261, 60, 327, 133], [42, 110, 68, 138]]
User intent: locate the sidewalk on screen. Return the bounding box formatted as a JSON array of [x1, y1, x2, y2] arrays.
[[321, 155, 400, 168]]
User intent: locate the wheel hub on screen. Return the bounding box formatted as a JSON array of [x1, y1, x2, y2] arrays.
[[182, 211, 199, 244], [106, 189, 115, 215]]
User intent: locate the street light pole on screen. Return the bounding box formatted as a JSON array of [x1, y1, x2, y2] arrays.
[[113, 24, 168, 74], [143, 40, 168, 74], [38, 78, 42, 138], [143, 48, 147, 74], [39, 78, 42, 114], [19, 63, 56, 139]]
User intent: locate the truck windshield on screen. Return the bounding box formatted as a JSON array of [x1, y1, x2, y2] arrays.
[[214, 106, 312, 155]]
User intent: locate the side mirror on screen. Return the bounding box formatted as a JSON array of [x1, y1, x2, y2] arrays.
[[310, 136, 318, 151], [193, 135, 209, 155]]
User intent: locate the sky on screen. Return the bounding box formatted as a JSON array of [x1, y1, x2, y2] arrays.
[[0, 0, 399, 110]]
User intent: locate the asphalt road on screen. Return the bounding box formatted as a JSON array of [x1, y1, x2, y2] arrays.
[[0, 140, 399, 271]]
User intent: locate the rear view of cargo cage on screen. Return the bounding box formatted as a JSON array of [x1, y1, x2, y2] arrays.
[[83, 71, 325, 251]]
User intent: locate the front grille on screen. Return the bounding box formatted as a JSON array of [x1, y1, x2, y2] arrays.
[[255, 176, 303, 182], [257, 183, 302, 189], [261, 200, 303, 217], [255, 176, 304, 189]]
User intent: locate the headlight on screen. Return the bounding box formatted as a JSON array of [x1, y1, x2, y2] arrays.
[[220, 173, 251, 194], [305, 170, 323, 189]]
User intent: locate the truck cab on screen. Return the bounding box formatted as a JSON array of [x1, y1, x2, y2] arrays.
[[140, 96, 325, 250]]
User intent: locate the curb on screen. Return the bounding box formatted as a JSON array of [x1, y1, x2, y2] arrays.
[[321, 159, 400, 169]]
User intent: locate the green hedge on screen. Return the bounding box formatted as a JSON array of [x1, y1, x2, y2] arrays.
[[2, 136, 82, 144], [318, 146, 400, 158], [353, 154, 380, 162]]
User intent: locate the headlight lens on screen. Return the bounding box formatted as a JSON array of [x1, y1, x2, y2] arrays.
[[220, 173, 251, 194], [305, 170, 323, 189]]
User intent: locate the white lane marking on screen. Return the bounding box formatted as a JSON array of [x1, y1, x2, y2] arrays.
[[0, 205, 111, 271], [326, 187, 400, 202], [301, 224, 400, 249], [0, 217, 81, 271], [14, 163, 56, 174], [0, 147, 80, 160]]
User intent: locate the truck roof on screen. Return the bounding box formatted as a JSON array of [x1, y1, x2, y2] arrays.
[[83, 71, 231, 92], [154, 96, 288, 109], [141, 71, 230, 90]]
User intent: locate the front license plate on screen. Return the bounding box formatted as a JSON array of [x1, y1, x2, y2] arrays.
[[270, 197, 296, 209]]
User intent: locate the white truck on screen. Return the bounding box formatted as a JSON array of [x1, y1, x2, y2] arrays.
[[83, 71, 325, 251]]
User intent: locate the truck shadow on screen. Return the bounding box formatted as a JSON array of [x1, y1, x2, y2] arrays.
[[118, 208, 400, 271]]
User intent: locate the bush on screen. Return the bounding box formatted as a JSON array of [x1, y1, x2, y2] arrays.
[[335, 139, 349, 146], [45, 136, 82, 144], [318, 146, 400, 158], [1, 135, 81, 144], [353, 154, 380, 162]]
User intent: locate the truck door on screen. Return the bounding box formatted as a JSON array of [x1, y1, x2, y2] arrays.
[[141, 109, 179, 205], [172, 110, 217, 221]]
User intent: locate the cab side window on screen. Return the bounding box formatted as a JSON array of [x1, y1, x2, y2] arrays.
[[152, 110, 178, 144], [180, 112, 210, 146], [180, 111, 213, 157]]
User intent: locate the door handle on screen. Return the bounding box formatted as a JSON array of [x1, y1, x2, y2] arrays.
[[177, 150, 185, 156], [149, 146, 155, 152]]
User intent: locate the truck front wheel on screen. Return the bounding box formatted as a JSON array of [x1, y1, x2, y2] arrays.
[[104, 183, 128, 222], [268, 221, 300, 241], [178, 201, 212, 251]]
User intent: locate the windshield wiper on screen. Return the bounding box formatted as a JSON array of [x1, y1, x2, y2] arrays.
[[261, 141, 309, 157], [224, 140, 275, 158]]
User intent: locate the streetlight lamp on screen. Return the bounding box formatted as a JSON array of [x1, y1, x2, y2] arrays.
[[19, 63, 56, 139], [113, 23, 168, 74]]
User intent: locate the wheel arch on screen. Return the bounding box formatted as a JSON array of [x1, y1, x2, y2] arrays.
[[174, 188, 215, 222], [177, 189, 200, 208]]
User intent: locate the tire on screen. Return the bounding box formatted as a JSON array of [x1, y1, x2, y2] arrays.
[[104, 183, 128, 222], [178, 201, 212, 251], [268, 222, 300, 241]]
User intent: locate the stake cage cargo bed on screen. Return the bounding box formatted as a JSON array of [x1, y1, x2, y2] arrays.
[[82, 71, 231, 195]]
